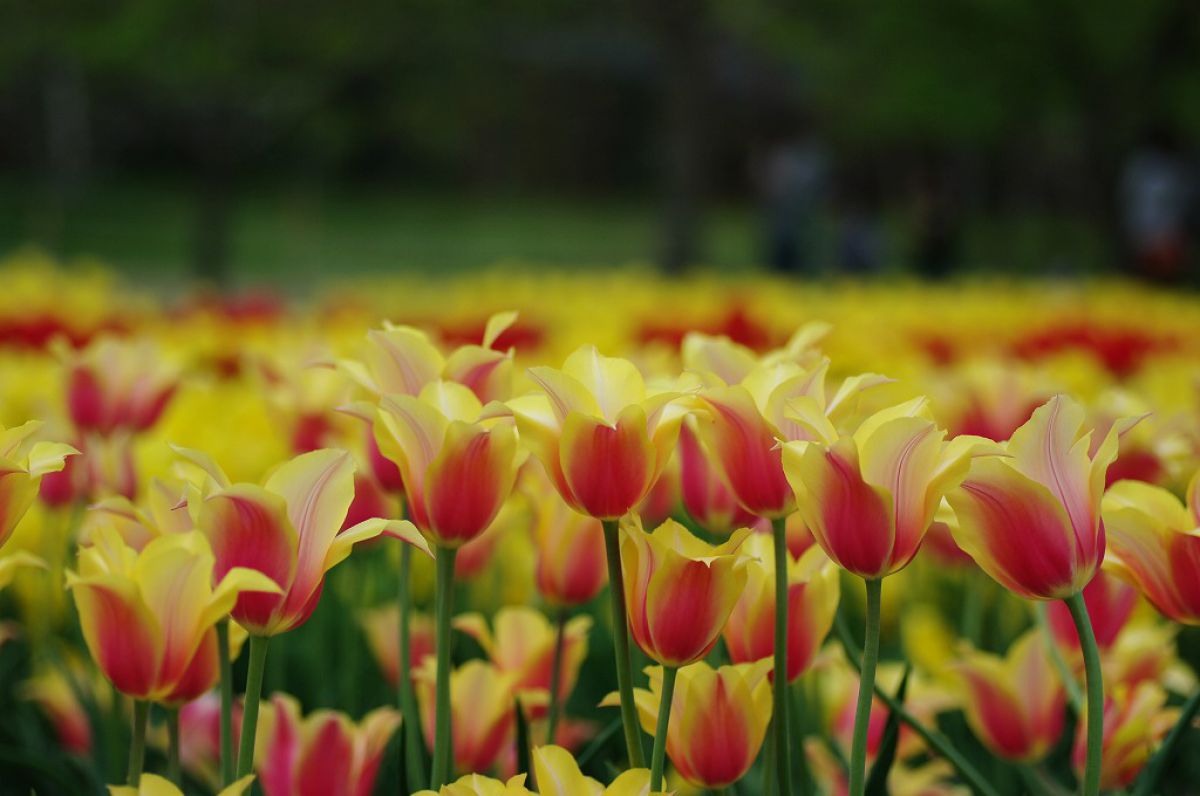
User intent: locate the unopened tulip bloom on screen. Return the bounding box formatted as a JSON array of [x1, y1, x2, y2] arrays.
[[602, 660, 772, 790], [0, 420, 76, 551], [63, 336, 179, 436], [1071, 682, 1177, 790], [1102, 475, 1200, 625], [415, 659, 515, 777], [947, 395, 1132, 796], [620, 517, 749, 789], [678, 418, 757, 535], [254, 694, 401, 796], [176, 692, 238, 788], [527, 467, 607, 607], [723, 536, 840, 682], [950, 631, 1066, 762], [508, 345, 686, 767], [783, 397, 984, 796], [360, 605, 435, 688], [455, 607, 591, 723], [622, 517, 749, 667]]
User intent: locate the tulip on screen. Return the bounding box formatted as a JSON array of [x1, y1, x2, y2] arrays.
[[509, 345, 688, 767], [1071, 682, 1177, 790], [68, 528, 279, 784], [373, 381, 519, 787], [1102, 475, 1200, 625], [947, 395, 1133, 796], [678, 417, 757, 535], [696, 357, 887, 796], [783, 397, 984, 796], [108, 774, 254, 796], [414, 659, 515, 777], [533, 744, 657, 796], [602, 660, 772, 790], [0, 420, 76, 551], [360, 605, 436, 688], [722, 536, 840, 683], [455, 607, 591, 743], [526, 466, 607, 607], [176, 692, 239, 789], [254, 693, 401, 796], [63, 335, 179, 437], [619, 517, 749, 789], [1046, 570, 1137, 651], [180, 446, 428, 781], [21, 665, 96, 756], [0, 550, 45, 591], [412, 774, 533, 796], [949, 630, 1066, 762]]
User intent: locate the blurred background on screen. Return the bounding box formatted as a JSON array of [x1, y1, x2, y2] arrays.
[[2, 0, 1199, 288]]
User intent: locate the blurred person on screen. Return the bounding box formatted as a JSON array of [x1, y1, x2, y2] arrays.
[[755, 115, 828, 275], [1120, 125, 1196, 282]]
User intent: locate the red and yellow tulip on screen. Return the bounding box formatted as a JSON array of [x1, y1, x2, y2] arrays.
[[254, 693, 401, 796], [526, 465, 607, 606], [947, 395, 1131, 600], [602, 660, 772, 789], [360, 605, 436, 688], [0, 420, 76, 550], [415, 659, 516, 777], [1071, 681, 1178, 790], [183, 447, 429, 635], [620, 517, 749, 667], [782, 397, 984, 579], [722, 535, 840, 682], [68, 528, 279, 701], [1102, 474, 1200, 624], [454, 607, 591, 720], [949, 630, 1066, 762]]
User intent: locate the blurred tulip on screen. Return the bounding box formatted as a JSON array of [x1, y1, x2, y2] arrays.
[[181, 447, 428, 636], [1102, 475, 1200, 625], [455, 607, 591, 720], [412, 774, 532, 796], [63, 336, 178, 437], [949, 631, 1066, 762], [254, 693, 401, 796], [415, 659, 515, 777], [359, 605, 435, 688], [533, 744, 657, 796], [68, 528, 278, 701], [1071, 682, 1177, 790], [678, 418, 757, 535], [526, 467, 607, 607], [602, 660, 772, 789], [0, 420, 76, 550], [723, 536, 840, 683], [1046, 570, 1137, 651], [0, 550, 44, 590], [373, 381, 519, 549], [621, 517, 749, 667], [510, 345, 684, 520], [947, 395, 1131, 600], [21, 665, 95, 755], [108, 773, 254, 796], [782, 397, 984, 580], [177, 691, 239, 788]]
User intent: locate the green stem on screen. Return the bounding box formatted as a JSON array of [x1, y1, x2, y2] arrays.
[[960, 579, 983, 645], [761, 726, 776, 796], [430, 546, 458, 789], [545, 608, 568, 746], [835, 613, 1000, 796], [770, 516, 793, 796], [849, 578, 882, 796], [126, 700, 149, 786], [236, 635, 270, 779], [1065, 592, 1103, 796], [1034, 602, 1084, 714], [602, 519, 647, 768], [216, 619, 235, 785], [1132, 685, 1200, 796], [166, 706, 181, 786], [649, 665, 678, 792], [398, 543, 427, 792]]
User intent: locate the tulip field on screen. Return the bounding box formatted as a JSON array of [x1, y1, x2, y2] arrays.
[[2, 249, 1200, 796]]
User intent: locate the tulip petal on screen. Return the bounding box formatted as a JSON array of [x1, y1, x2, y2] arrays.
[[425, 422, 518, 545], [26, 441, 78, 477], [560, 406, 655, 520], [365, 326, 444, 396], [69, 573, 162, 697]]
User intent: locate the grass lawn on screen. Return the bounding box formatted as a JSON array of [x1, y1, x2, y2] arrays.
[[0, 178, 1111, 288]]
